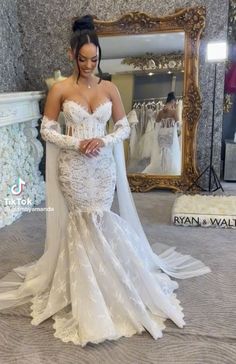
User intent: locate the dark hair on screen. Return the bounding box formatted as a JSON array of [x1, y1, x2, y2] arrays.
[[70, 15, 103, 83], [166, 92, 176, 103]]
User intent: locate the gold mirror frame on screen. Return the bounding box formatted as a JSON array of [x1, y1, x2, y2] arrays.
[[94, 7, 206, 192]]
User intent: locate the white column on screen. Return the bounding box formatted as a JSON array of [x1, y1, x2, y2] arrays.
[[171, 75, 176, 92]]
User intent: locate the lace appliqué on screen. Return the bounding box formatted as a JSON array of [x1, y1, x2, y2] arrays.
[[58, 147, 116, 212], [158, 119, 177, 149], [62, 100, 112, 140], [91, 211, 104, 230], [101, 116, 130, 146], [40, 115, 79, 150]]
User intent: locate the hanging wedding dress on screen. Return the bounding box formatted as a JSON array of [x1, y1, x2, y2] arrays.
[[139, 107, 156, 160], [127, 109, 139, 161], [142, 118, 181, 175], [0, 100, 210, 346], [127, 107, 145, 172]]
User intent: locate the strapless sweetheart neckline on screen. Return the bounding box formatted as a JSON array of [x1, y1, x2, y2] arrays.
[[63, 99, 112, 116]]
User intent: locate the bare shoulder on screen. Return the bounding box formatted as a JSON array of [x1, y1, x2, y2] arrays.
[[102, 80, 120, 98], [55, 77, 72, 92], [103, 80, 114, 87], [48, 78, 72, 103], [48, 80, 65, 97]]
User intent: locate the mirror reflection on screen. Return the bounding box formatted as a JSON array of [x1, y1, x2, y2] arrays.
[[99, 32, 185, 175]]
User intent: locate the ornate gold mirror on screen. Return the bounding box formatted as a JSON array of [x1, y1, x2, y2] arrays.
[[94, 7, 206, 192]]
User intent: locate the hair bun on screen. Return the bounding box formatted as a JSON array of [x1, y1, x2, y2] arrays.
[[168, 92, 175, 98], [166, 91, 176, 103], [72, 15, 95, 32]]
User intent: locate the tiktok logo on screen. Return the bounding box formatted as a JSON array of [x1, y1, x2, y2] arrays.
[[11, 177, 26, 196]]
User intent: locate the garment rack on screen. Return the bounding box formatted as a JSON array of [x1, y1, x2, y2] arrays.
[[133, 95, 183, 103]]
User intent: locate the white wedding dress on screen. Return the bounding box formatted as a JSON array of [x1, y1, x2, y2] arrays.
[[139, 108, 156, 160], [142, 118, 181, 175], [0, 100, 210, 346]]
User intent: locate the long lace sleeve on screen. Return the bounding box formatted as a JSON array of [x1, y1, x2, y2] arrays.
[[40, 116, 79, 150], [101, 116, 130, 146]]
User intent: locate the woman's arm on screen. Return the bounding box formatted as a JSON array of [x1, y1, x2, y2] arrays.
[[109, 83, 126, 122], [43, 82, 62, 121], [173, 109, 179, 122], [40, 83, 80, 150], [173, 109, 181, 135], [100, 83, 130, 146]]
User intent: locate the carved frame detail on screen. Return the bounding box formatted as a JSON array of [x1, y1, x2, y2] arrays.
[[121, 52, 184, 73], [224, 0, 236, 113], [94, 7, 206, 192]]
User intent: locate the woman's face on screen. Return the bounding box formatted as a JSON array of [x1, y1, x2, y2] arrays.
[[75, 43, 98, 78]]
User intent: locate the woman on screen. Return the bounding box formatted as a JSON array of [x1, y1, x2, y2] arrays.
[[0, 16, 210, 346], [142, 92, 181, 175]]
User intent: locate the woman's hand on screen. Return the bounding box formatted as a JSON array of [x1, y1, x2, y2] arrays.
[[79, 138, 105, 157]]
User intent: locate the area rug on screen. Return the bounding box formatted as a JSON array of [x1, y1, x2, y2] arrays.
[[172, 194, 236, 228]]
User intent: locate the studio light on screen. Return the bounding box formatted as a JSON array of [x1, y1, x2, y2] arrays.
[[187, 41, 228, 192], [206, 41, 228, 63]]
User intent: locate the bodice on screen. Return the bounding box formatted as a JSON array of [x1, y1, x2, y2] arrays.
[[157, 118, 177, 149], [159, 117, 176, 128], [62, 100, 112, 140]]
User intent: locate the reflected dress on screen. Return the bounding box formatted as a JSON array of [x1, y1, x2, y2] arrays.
[[142, 118, 181, 175]]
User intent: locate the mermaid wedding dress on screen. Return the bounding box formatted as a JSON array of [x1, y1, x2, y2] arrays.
[[0, 100, 210, 346]]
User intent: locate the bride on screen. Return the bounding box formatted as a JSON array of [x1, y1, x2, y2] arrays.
[[0, 15, 210, 346]]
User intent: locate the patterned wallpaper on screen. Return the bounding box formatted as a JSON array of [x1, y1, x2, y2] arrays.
[[0, 0, 26, 92]]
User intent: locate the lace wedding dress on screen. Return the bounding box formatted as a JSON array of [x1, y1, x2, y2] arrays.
[[142, 118, 181, 175], [0, 100, 210, 346]]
